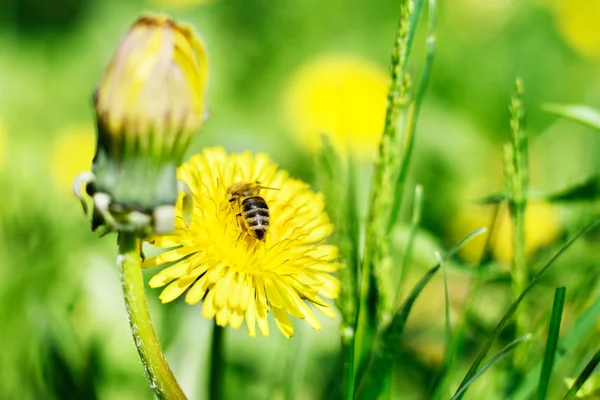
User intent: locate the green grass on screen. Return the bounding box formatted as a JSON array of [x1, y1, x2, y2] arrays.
[[563, 349, 600, 400], [536, 286, 566, 400]]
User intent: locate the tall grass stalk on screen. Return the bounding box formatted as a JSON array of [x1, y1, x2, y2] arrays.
[[355, 1, 413, 362], [386, 0, 437, 234], [355, 0, 434, 372], [504, 77, 529, 371]]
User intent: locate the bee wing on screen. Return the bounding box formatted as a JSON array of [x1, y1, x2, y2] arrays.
[[258, 185, 280, 191]]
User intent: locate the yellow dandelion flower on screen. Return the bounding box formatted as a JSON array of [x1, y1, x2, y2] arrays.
[[143, 147, 341, 338], [283, 55, 388, 157], [51, 124, 95, 193]]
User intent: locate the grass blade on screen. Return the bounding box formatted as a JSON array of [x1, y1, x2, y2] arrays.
[[452, 215, 600, 400], [395, 184, 424, 305], [430, 204, 504, 399], [315, 135, 360, 400], [427, 249, 453, 396], [512, 293, 600, 400], [356, 263, 440, 400], [474, 191, 508, 205], [536, 286, 567, 400], [356, 0, 430, 373], [451, 334, 533, 400], [316, 135, 359, 331], [356, 228, 487, 399], [542, 174, 600, 202], [562, 349, 600, 400], [543, 103, 600, 131], [440, 251, 451, 359]]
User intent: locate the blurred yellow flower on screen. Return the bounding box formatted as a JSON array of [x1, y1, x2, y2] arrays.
[[550, 0, 600, 59], [492, 201, 561, 262], [143, 147, 340, 338], [452, 201, 561, 264], [52, 125, 95, 194], [283, 55, 388, 157]]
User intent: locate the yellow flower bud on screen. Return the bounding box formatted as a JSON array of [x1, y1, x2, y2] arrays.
[[94, 15, 208, 162], [74, 15, 208, 236]]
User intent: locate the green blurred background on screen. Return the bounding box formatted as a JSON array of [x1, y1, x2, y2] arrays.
[[1, 0, 600, 399]]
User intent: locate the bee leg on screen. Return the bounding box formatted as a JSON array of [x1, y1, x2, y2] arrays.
[[139, 240, 146, 262], [235, 213, 246, 241]]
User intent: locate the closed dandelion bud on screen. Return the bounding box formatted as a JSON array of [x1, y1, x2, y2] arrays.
[[74, 15, 208, 236]]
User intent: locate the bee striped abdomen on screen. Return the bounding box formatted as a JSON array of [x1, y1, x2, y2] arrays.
[[241, 196, 270, 240]]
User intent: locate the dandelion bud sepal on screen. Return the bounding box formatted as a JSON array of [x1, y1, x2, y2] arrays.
[[74, 15, 209, 236]]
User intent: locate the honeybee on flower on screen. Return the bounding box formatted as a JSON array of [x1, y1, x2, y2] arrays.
[[227, 181, 278, 242]]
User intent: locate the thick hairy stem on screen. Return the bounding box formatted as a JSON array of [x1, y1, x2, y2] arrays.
[[119, 233, 187, 400]]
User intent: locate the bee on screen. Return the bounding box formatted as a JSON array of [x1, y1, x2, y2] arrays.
[[227, 181, 278, 241]]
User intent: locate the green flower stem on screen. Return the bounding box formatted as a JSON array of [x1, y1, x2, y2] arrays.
[[343, 335, 356, 400], [119, 233, 187, 400], [209, 322, 225, 400]]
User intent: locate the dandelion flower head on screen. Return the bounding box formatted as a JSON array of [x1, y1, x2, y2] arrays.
[[143, 147, 341, 338]]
